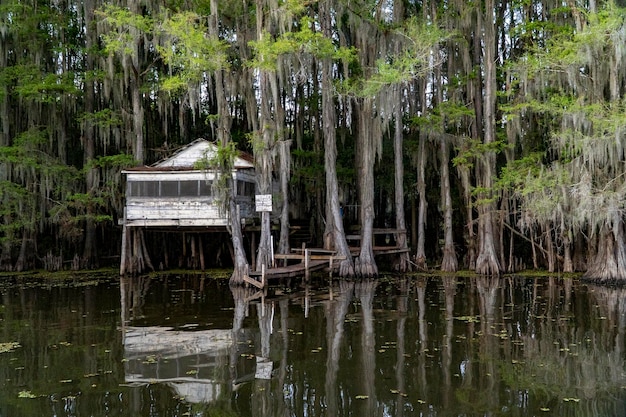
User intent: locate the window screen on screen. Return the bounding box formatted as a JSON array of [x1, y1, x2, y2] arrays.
[[199, 180, 213, 196], [180, 180, 199, 196], [128, 181, 159, 197], [160, 181, 179, 197]]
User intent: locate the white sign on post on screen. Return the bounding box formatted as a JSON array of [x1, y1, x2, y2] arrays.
[[255, 194, 272, 212]]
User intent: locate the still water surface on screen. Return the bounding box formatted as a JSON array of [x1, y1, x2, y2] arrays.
[[1, 274, 625, 416]]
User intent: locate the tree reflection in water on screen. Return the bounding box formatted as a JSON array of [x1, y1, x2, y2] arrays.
[[1, 275, 626, 416], [355, 279, 377, 417], [324, 280, 354, 417]]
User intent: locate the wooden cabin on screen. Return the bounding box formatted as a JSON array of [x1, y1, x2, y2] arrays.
[[123, 139, 256, 228], [120, 139, 258, 274]]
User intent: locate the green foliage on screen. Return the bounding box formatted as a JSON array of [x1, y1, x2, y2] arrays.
[[249, 17, 356, 70], [86, 154, 136, 171], [156, 11, 229, 90], [78, 109, 122, 130], [453, 138, 510, 169], [291, 148, 324, 190], [98, 5, 228, 95], [194, 141, 240, 213], [49, 192, 112, 240], [194, 141, 239, 172], [165, 0, 212, 14], [411, 102, 475, 134], [358, 17, 450, 96], [1, 65, 79, 103], [97, 5, 153, 57], [496, 152, 548, 193], [0, 181, 36, 245]]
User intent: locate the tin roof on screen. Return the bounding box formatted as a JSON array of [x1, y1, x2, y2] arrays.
[[124, 139, 254, 172]]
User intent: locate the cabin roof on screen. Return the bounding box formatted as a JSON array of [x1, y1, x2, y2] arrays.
[[124, 139, 254, 172]]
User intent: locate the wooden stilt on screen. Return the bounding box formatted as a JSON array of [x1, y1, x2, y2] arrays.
[[262, 263, 266, 287], [199, 235, 205, 271], [304, 248, 310, 281], [120, 225, 128, 276], [329, 256, 334, 278], [251, 232, 257, 272], [139, 229, 154, 271]]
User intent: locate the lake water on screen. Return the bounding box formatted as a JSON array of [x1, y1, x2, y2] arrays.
[[1, 273, 625, 416]]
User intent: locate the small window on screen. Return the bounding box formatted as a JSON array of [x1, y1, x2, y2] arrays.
[[236, 180, 255, 196], [180, 180, 199, 196], [236, 180, 244, 196], [160, 181, 179, 197], [199, 180, 213, 196]]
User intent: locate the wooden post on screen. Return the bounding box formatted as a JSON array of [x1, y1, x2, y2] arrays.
[[120, 208, 128, 276], [251, 231, 257, 271], [199, 235, 205, 271], [304, 248, 310, 281], [120, 225, 128, 276], [329, 256, 334, 278]]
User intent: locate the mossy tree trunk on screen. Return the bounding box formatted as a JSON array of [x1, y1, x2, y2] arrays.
[[320, 0, 354, 277]]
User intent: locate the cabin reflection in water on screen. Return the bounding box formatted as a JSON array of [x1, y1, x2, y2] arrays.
[[122, 326, 232, 403]]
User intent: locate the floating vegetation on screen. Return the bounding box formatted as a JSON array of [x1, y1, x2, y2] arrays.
[[18, 390, 36, 399], [455, 315, 480, 323], [0, 342, 21, 354]]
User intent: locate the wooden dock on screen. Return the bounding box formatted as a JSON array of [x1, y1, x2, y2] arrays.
[[244, 247, 344, 288], [243, 241, 409, 289]]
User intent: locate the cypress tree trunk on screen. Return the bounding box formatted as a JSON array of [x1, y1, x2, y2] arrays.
[[277, 140, 291, 257], [562, 230, 573, 273], [320, 0, 354, 277], [253, 0, 276, 272], [392, 94, 411, 272], [475, 0, 501, 275], [229, 195, 250, 285], [414, 72, 429, 271], [82, 0, 97, 269], [440, 138, 458, 272], [14, 230, 31, 272], [208, 0, 250, 284], [414, 129, 428, 270], [354, 100, 378, 277], [584, 223, 626, 282]]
